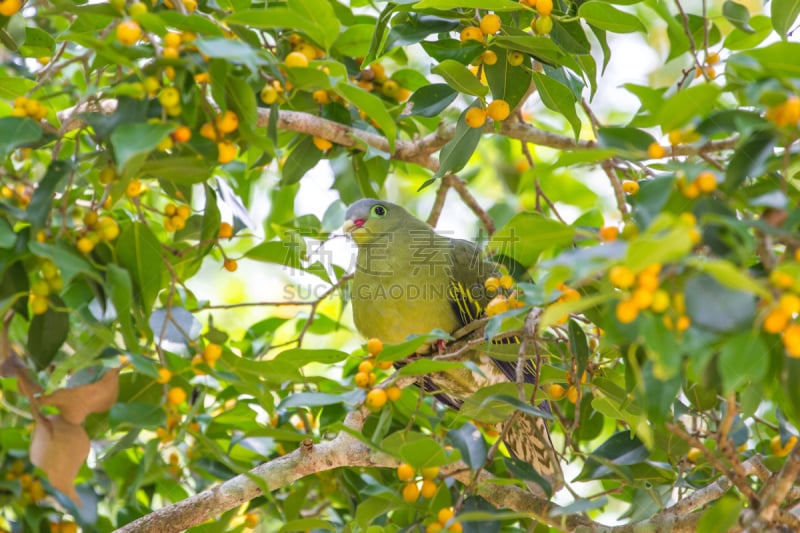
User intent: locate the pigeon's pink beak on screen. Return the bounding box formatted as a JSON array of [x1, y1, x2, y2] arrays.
[[343, 218, 365, 233]]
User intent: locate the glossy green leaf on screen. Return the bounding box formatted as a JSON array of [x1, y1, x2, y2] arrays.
[[28, 241, 100, 283], [697, 493, 743, 533], [657, 84, 721, 131], [447, 422, 487, 469], [107, 264, 139, 352], [110, 122, 175, 174], [404, 84, 457, 117], [0, 117, 42, 159], [138, 157, 214, 185], [432, 103, 483, 180], [336, 82, 397, 152], [684, 274, 756, 333], [722, 1, 754, 33], [577, 431, 648, 480], [278, 390, 364, 409], [245, 240, 303, 269], [597, 126, 655, 153], [333, 24, 374, 56], [533, 72, 581, 138], [26, 160, 71, 229], [719, 332, 768, 392], [117, 222, 166, 316], [288, 0, 340, 51], [413, 0, 524, 10], [280, 136, 323, 186], [27, 294, 69, 370], [431, 59, 489, 98], [273, 348, 349, 367], [484, 45, 533, 111], [725, 129, 777, 188], [744, 41, 800, 77], [489, 212, 575, 267], [724, 15, 772, 50], [578, 2, 646, 34], [771, 0, 800, 39]]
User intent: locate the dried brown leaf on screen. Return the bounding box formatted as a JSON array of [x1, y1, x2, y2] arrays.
[[30, 413, 89, 505], [39, 367, 121, 425]]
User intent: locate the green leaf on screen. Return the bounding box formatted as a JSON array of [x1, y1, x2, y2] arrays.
[[0, 117, 43, 159], [28, 241, 100, 284], [397, 359, 467, 376], [576, 431, 648, 480], [431, 59, 489, 98], [532, 72, 581, 138], [139, 157, 214, 185], [19, 27, 55, 57], [336, 82, 397, 153], [287, 0, 340, 51], [772, 0, 800, 39], [626, 221, 693, 272], [245, 241, 303, 269], [597, 126, 655, 153], [722, 1, 754, 33], [724, 15, 771, 50], [272, 348, 349, 367], [110, 122, 175, 174], [117, 222, 165, 316], [281, 136, 323, 186], [194, 37, 266, 72], [719, 332, 768, 393], [447, 422, 487, 469], [687, 258, 770, 298], [421, 39, 483, 64], [413, 0, 524, 10], [107, 264, 139, 353], [494, 35, 570, 68], [432, 103, 483, 180], [489, 212, 576, 267], [26, 160, 71, 229], [743, 41, 800, 77], [278, 390, 364, 409], [697, 493, 743, 533], [333, 24, 374, 57], [684, 273, 756, 333], [578, 2, 646, 34], [724, 129, 777, 188], [484, 45, 533, 111], [657, 84, 721, 131], [405, 84, 457, 117], [27, 294, 69, 370]]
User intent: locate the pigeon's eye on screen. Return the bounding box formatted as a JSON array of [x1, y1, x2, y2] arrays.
[[372, 205, 387, 217]]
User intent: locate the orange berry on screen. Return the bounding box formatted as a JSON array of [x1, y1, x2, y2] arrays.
[[156, 367, 172, 384], [358, 360, 374, 373], [223, 258, 238, 272], [218, 222, 234, 239], [599, 226, 619, 241], [427, 524, 443, 533], [780, 294, 800, 316], [647, 142, 666, 159], [199, 122, 217, 140], [217, 140, 237, 164], [548, 383, 565, 399], [537, 0, 553, 16], [367, 337, 383, 355], [313, 136, 333, 151], [609, 265, 635, 289], [397, 463, 415, 481], [171, 125, 191, 143], [420, 479, 437, 498], [166, 387, 187, 405], [126, 179, 143, 197], [487, 99, 510, 121], [621, 180, 640, 194], [215, 110, 239, 134], [782, 324, 800, 357], [312, 89, 331, 104], [366, 388, 388, 410], [566, 384, 578, 404], [465, 107, 487, 128], [204, 343, 223, 362], [481, 50, 498, 65], [696, 171, 717, 193], [460, 26, 484, 43], [650, 289, 670, 313], [706, 51, 720, 65], [480, 14, 501, 35], [437, 508, 455, 525], [285, 51, 309, 68], [116, 20, 142, 46], [615, 299, 639, 324], [631, 288, 653, 309], [354, 371, 370, 388], [499, 274, 514, 290], [485, 294, 509, 316], [402, 482, 420, 503], [763, 307, 789, 334]]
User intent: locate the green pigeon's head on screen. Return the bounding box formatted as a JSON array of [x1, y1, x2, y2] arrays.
[[344, 199, 411, 245]]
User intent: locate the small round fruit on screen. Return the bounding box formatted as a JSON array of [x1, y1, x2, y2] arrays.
[[507, 51, 525, 66], [437, 508, 455, 525], [548, 383, 566, 399], [215, 110, 239, 134], [166, 387, 187, 405], [421, 465, 439, 479], [163, 32, 181, 48], [696, 171, 717, 193], [533, 15, 553, 35], [481, 50, 498, 65], [218, 222, 234, 239], [480, 14, 501, 35], [420, 479, 437, 498], [285, 51, 309, 68], [30, 295, 49, 315], [223, 258, 238, 272], [686, 447, 702, 463], [402, 482, 420, 503], [312, 89, 331, 104], [499, 274, 513, 289], [366, 388, 388, 410], [358, 360, 374, 373], [615, 299, 639, 324], [621, 180, 640, 194], [171, 125, 191, 143], [397, 463, 415, 481], [128, 1, 147, 16], [116, 20, 142, 46], [484, 276, 500, 292], [367, 337, 383, 355], [566, 385, 578, 404], [156, 367, 172, 384], [465, 107, 487, 128], [313, 136, 333, 151], [609, 265, 635, 288], [648, 142, 666, 159], [386, 386, 402, 401], [382, 79, 400, 98], [97, 217, 120, 241], [460, 26, 484, 43], [261, 85, 279, 105], [217, 140, 237, 164], [76, 237, 95, 254], [537, 0, 553, 16], [599, 226, 619, 241], [158, 87, 180, 108], [204, 343, 223, 362], [354, 371, 370, 388], [0, 0, 22, 16], [487, 99, 510, 121]]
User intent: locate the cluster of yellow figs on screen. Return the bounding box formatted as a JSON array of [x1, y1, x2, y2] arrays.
[[29, 261, 63, 315], [694, 51, 720, 79], [355, 338, 402, 410], [611, 263, 692, 331], [1, 183, 31, 208], [676, 170, 718, 199], [75, 210, 121, 254], [162, 202, 192, 232], [548, 369, 589, 404], [198, 110, 240, 164], [484, 274, 525, 316], [10, 96, 48, 121], [4, 459, 47, 506], [396, 463, 443, 504], [426, 507, 463, 533], [192, 342, 224, 372], [763, 254, 800, 358], [766, 95, 800, 128]]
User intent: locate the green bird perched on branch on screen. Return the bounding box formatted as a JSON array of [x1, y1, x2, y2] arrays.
[[343, 198, 563, 496]]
